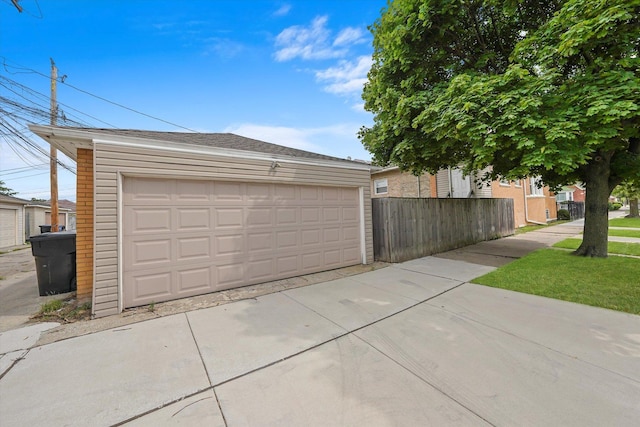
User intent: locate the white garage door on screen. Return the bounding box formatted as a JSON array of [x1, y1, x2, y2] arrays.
[[0, 208, 17, 248], [123, 178, 362, 307]]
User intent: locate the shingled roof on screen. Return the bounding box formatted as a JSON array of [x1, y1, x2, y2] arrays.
[[60, 127, 356, 164]]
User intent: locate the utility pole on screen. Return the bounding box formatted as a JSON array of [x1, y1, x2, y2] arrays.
[[50, 58, 59, 233]]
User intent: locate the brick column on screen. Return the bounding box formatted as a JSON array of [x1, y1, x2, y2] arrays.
[[76, 148, 94, 303]]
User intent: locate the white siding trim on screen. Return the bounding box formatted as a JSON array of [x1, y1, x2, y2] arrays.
[[359, 186, 367, 264], [117, 171, 124, 313]]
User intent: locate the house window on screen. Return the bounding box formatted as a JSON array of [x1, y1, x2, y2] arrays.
[[499, 178, 510, 186], [514, 179, 522, 187], [374, 178, 388, 195], [529, 176, 544, 196]]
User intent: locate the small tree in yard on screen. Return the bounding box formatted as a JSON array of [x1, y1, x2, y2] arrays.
[[360, 0, 640, 257], [613, 180, 640, 218], [0, 180, 17, 196]]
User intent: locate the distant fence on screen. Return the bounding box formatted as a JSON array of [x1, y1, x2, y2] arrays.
[[372, 198, 515, 263], [557, 201, 585, 220]]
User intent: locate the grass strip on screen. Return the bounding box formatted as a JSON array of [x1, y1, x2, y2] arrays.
[[553, 238, 640, 256], [472, 249, 640, 315], [609, 217, 640, 228], [608, 228, 640, 239]]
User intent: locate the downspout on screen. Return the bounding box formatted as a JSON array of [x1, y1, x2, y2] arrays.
[[448, 168, 453, 197], [524, 178, 546, 225], [416, 175, 420, 197]]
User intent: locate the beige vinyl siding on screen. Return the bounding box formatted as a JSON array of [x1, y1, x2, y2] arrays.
[[93, 141, 373, 316], [473, 167, 493, 198], [436, 170, 450, 198]]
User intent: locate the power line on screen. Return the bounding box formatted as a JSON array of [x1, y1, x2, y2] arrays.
[[1, 57, 199, 132]]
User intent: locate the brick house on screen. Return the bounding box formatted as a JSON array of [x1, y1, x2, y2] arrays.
[[371, 166, 557, 227]]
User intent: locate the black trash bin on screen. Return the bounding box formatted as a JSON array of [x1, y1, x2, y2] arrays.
[[29, 231, 77, 296]]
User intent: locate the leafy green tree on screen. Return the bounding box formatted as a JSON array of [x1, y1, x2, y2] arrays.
[[0, 180, 17, 196], [360, 0, 640, 257], [613, 180, 640, 218]]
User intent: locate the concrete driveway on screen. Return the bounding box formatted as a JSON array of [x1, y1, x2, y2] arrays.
[[0, 246, 73, 332], [1, 254, 638, 426]]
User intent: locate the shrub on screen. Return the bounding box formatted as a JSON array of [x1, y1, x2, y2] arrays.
[[557, 209, 571, 220], [608, 202, 622, 211]]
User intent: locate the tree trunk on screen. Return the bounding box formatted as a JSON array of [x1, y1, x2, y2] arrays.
[[574, 156, 612, 258], [629, 198, 639, 218]]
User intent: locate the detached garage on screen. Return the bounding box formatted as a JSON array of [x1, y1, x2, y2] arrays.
[[30, 126, 373, 318], [0, 194, 28, 250]]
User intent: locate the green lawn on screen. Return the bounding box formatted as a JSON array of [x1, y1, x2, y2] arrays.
[[609, 217, 640, 228], [553, 238, 640, 256], [608, 228, 640, 239], [472, 249, 640, 314]]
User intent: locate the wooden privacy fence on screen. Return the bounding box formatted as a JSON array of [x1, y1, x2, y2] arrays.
[[372, 198, 515, 263]]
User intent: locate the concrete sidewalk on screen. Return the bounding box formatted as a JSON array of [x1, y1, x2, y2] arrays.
[[1, 254, 638, 426]]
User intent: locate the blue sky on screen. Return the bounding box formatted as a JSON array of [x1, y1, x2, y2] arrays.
[[1, 0, 387, 201]]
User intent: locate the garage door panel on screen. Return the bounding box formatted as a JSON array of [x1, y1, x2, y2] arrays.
[[301, 208, 320, 223], [247, 232, 273, 251], [324, 249, 341, 266], [126, 208, 171, 234], [343, 226, 359, 241], [275, 207, 297, 225], [276, 230, 298, 249], [343, 247, 361, 263], [247, 259, 275, 281], [323, 207, 340, 222], [301, 229, 321, 246], [216, 208, 244, 227], [124, 178, 362, 308], [300, 187, 320, 200], [247, 183, 271, 199], [177, 236, 211, 261], [322, 187, 340, 200], [277, 255, 299, 275], [274, 184, 296, 200], [216, 234, 244, 255], [175, 180, 210, 202], [125, 178, 173, 203], [176, 208, 210, 231], [213, 182, 243, 200], [216, 263, 245, 287], [127, 272, 172, 303], [246, 208, 273, 226], [176, 267, 212, 293], [342, 207, 358, 221], [129, 239, 172, 268]]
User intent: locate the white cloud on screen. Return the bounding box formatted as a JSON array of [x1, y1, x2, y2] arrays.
[[273, 4, 292, 17], [223, 124, 321, 152], [274, 16, 369, 62], [203, 37, 244, 58], [333, 27, 366, 47], [315, 55, 372, 95], [223, 123, 364, 157], [351, 102, 366, 113]]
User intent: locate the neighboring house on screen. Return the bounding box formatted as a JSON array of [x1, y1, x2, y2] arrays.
[[0, 194, 29, 249], [24, 199, 77, 238], [371, 166, 435, 198], [556, 183, 586, 203], [371, 166, 557, 227], [31, 125, 374, 318]]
